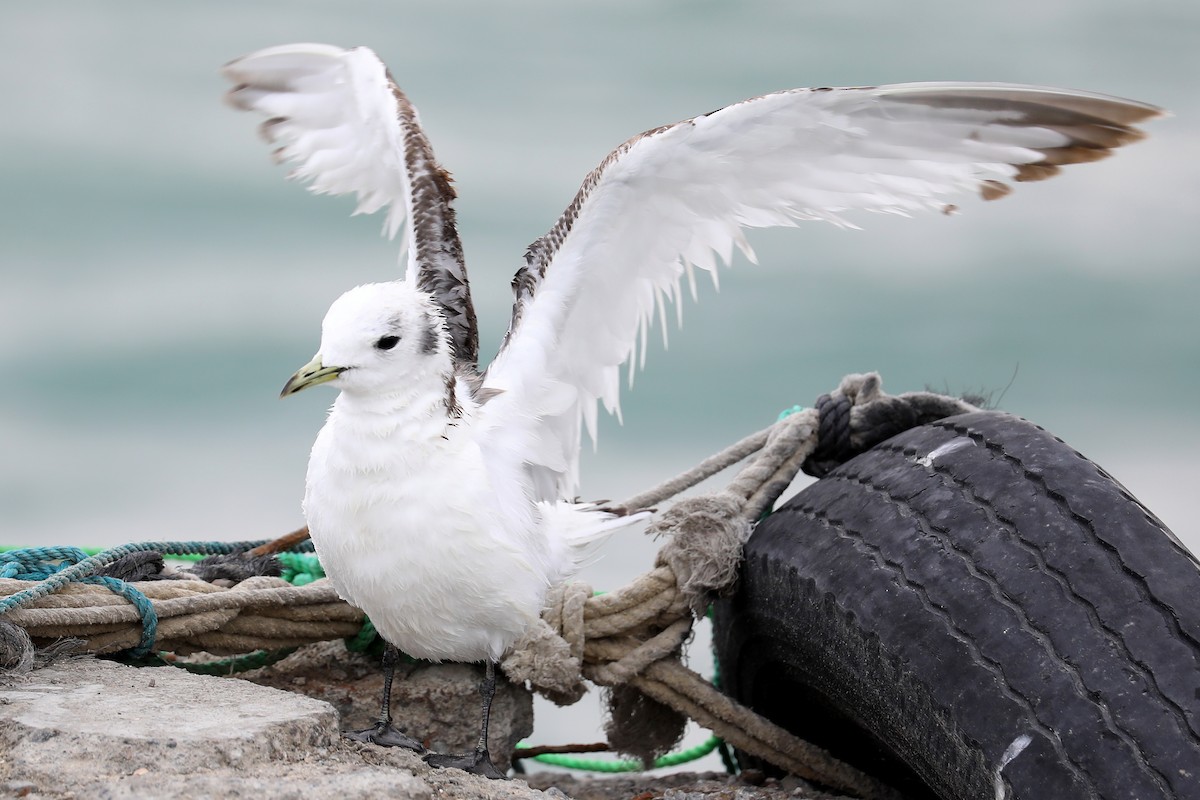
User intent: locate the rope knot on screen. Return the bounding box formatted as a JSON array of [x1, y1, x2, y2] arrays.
[[651, 494, 750, 614], [803, 372, 883, 477], [500, 581, 591, 706], [801, 372, 979, 479], [0, 620, 34, 674]]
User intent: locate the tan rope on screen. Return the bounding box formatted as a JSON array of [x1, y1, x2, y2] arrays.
[[629, 662, 902, 800], [0, 576, 363, 657]]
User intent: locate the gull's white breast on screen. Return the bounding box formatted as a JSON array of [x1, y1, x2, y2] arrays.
[[303, 398, 550, 663]]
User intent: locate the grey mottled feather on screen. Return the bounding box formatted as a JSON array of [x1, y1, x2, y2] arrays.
[[387, 74, 479, 368]]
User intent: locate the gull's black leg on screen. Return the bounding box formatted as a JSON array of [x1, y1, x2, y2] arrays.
[[345, 643, 425, 752], [423, 659, 506, 779]]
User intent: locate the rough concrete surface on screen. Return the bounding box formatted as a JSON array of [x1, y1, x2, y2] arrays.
[[0, 655, 518, 800], [0, 647, 852, 800], [0, 657, 335, 777]]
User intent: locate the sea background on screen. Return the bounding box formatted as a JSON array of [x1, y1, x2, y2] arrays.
[[2, 0, 1197, 773]]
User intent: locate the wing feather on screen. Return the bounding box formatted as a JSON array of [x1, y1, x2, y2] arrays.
[[480, 81, 1162, 499], [223, 43, 479, 366]]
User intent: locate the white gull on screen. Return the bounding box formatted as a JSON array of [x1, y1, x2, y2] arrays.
[[222, 42, 1161, 778]]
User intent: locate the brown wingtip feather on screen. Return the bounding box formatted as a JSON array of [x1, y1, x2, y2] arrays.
[[892, 86, 1162, 202], [259, 117, 286, 144], [1040, 144, 1118, 166], [1020, 107, 1157, 193], [1070, 123, 1147, 149], [1014, 163, 1062, 183], [223, 85, 253, 111], [1007, 106, 1153, 190], [980, 180, 1014, 201]]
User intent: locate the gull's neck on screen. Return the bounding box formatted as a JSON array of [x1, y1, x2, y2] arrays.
[[331, 367, 464, 439]]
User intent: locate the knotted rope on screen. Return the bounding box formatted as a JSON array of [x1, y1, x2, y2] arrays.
[[0, 373, 976, 798], [499, 373, 974, 798]]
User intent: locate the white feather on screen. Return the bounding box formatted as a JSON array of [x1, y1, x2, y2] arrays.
[[224, 44, 416, 267]]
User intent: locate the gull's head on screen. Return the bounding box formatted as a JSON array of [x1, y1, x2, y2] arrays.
[[281, 282, 450, 398]]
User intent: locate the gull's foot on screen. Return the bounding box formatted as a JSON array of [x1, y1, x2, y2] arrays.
[[424, 748, 507, 780], [345, 721, 425, 752]]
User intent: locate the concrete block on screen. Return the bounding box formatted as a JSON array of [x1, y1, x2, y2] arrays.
[[0, 655, 545, 799], [0, 657, 336, 782]]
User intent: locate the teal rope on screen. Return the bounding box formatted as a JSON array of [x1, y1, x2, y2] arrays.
[[0, 540, 312, 658], [777, 404, 805, 421], [0, 544, 260, 657], [82, 575, 158, 656], [0, 541, 251, 616], [0, 546, 92, 579]]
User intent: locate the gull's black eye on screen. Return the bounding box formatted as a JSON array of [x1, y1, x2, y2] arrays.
[[375, 335, 400, 351]]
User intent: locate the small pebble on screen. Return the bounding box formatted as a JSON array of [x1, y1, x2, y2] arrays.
[[778, 776, 812, 793], [739, 768, 766, 786]]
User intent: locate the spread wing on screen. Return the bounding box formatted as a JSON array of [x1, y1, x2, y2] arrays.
[[223, 43, 479, 366], [478, 82, 1162, 500]]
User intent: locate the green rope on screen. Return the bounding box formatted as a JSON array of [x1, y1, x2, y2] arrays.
[[522, 735, 723, 772], [277, 551, 325, 586], [344, 617, 379, 652]]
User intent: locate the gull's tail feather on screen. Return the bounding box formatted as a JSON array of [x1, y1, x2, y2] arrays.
[[539, 501, 652, 583], [540, 501, 651, 544]]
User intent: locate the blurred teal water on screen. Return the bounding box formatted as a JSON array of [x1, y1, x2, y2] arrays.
[[1, 0, 1197, 768]]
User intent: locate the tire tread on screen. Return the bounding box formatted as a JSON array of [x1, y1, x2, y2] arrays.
[[715, 411, 1200, 800]]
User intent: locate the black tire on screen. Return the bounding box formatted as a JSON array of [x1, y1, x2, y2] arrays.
[[713, 411, 1200, 800]]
